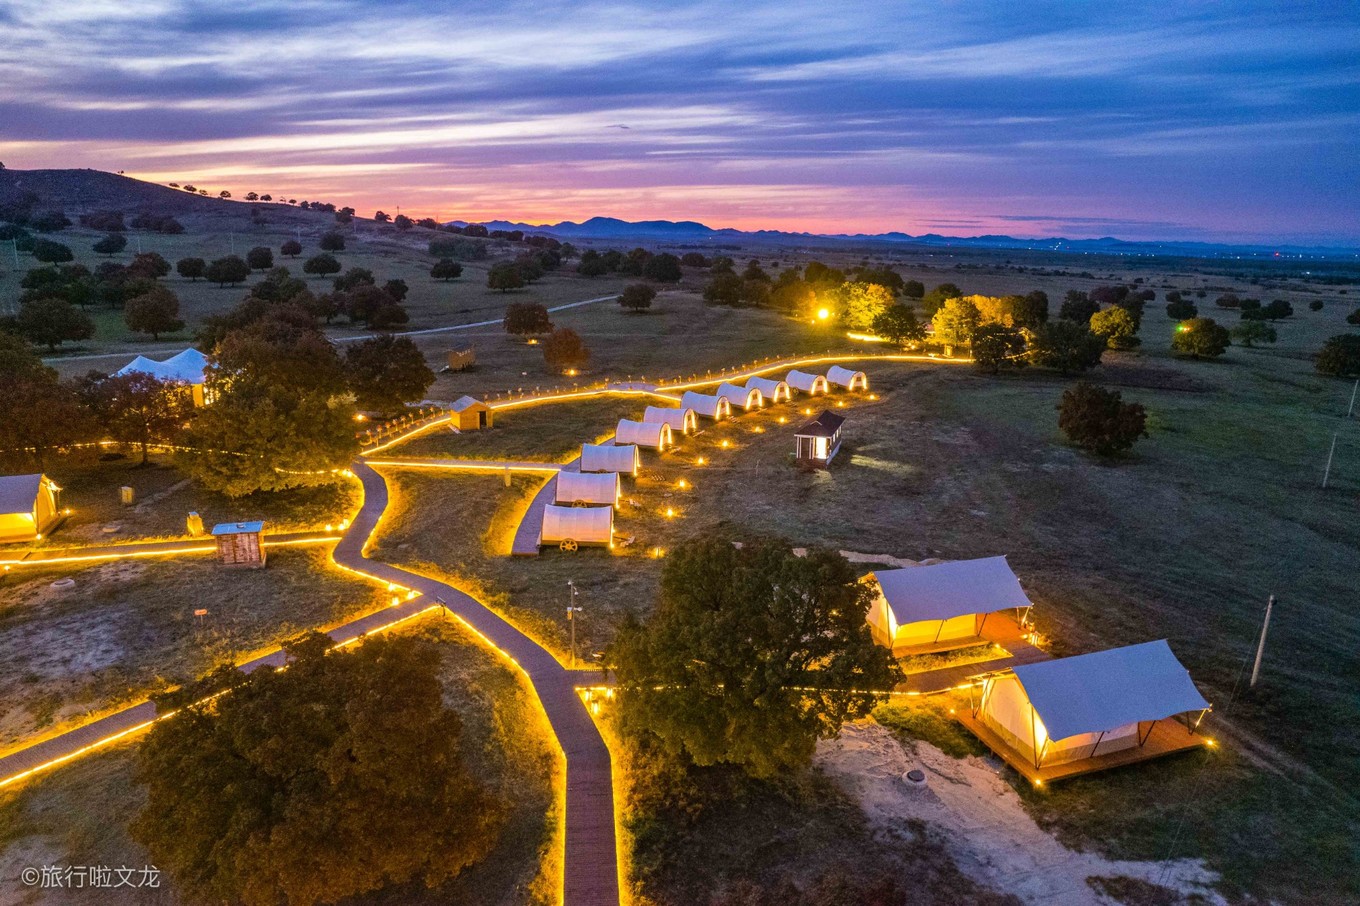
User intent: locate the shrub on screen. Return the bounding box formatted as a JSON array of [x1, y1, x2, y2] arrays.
[[430, 258, 463, 281], [318, 231, 346, 252], [1057, 382, 1148, 456], [1316, 335, 1360, 377], [542, 327, 589, 373], [619, 283, 657, 312], [302, 253, 342, 278]]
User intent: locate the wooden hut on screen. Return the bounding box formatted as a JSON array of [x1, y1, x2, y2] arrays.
[[793, 411, 844, 467], [447, 347, 476, 371], [212, 521, 266, 568], [450, 395, 492, 431]]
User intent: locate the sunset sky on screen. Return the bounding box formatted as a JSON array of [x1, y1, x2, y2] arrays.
[[2, 0, 1358, 244]]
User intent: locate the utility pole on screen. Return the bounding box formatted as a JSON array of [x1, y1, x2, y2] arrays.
[[1348, 379, 1358, 418], [566, 580, 581, 668], [1321, 432, 1339, 488], [1250, 595, 1275, 688]]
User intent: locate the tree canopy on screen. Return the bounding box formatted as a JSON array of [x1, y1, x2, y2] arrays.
[[79, 371, 193, 464], [487, 260, 525, 292], [1026, 320, 1105, 374], [430, 258, 463, 281], [502, 302, 553, 336], [1171, 317, 1231, 359], [542, 327, 590, 373], [1057, 382, 1148, 457], [245, 246, 274, 271], [931, 297, 981, 348], [124, 285, 185, 339], [609, 536, 899, 778], [17, 296, 95, 350], [346, 335, 435, 414], [133, 633, 502, 906], [1316, 335, 1360, 377], [870, 304, 925, 346], [619, 283, 657, 312], [1089, 306, 1141, 349], [206, 255, 251, 287], [839, 282, 895, 331]]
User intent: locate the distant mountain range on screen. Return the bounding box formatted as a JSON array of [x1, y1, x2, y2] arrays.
[[450, 216, 1360, 259]]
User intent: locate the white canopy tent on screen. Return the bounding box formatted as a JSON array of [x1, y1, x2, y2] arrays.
[[0, 474, 60, 543], [975, 640, 1211, 768], [580, 443, 641, 476], [615, 419, 674, 451], [680, 391, 732, 420], [716, 382, 764, 412], [554, 471, 620, 507], [826, 365, 868, 391], [644, 406, 699, 435], [540, 504, 614, 550], [745, 376, 791, 403], [115, 348, 211, 405], [866, 556, 1032, 650], [786, 370, 830, 395]]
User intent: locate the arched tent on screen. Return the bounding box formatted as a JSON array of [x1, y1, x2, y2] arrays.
[[967, 640, 1212, 779], [680, 391, 732, 420], [644, 406, 698, 435], [555, 471, 620, 507], [115, 348, 211, 405], [786, 370, 830, 395], [540, 504, 614, 551], [580, 443, 641, 476], [866, 556, 1033, 652], [716, 382, 764, 412], [0, 474, 61, 543], [827, 365, 868, 391], [746, 376, 791, 403], [616, 419, 674, 451]]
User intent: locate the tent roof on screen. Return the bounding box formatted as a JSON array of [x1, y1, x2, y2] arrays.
[[451, 395, 488, 412], [115, 347, 209, 384], [556, 471, 619, 504], [644, 406, 694, 428], [0, 474, 44, 515], [541, 504, 613, 543], [580, 443, 639, 473], [794, 411, 845, 438], [211, 521, 264, 535], [872, 556, 1029, 624], [1012, 640, 1211, 741], [827, 365, 865, 381], [746, 376, 788, 392]]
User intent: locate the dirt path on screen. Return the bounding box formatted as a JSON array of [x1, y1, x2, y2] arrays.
[[817, 722, 1225, 906]]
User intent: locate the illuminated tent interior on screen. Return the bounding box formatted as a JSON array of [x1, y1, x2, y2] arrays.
[[745, 376, 791, 403], [615, 419, 674, 451], [115, 348, 211, 405], [0, 474, 61, 543], [716, 382, 764, 411], [972, 640, 1211, 769], [786, 370, 830, 394], [540, 504, 614, 549], [680, 391, 732, 420], [866, 556, 1033, 650], [643, 405, 699, 435], [554, 471, 620, 507], [826, 365, 868, 391], [580, 443, 641, 476]]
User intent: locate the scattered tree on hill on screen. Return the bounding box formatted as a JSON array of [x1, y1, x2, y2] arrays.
[[125, 285, 185, 340], [218, 190, 231, 199], [393, 214, 414, 230], [302, 253, 342, 279], [29, 210, 72, 233], [31, 238, 74, 266], [609, 536, 899, 778], [344, 285, 408, 329], [17, 296, 95, 350], [318, 231, 346, 252], [176, 257, 206, 282], [333, 266, 375, 292], [1026, 320, 1105, 374], [206, 255, 252, 287], [870, 304, 925, 346], [280, 239, 302, 258], [127, 252, 172, 280], [1259, 299, 1294, 321], [93, 234, 127, 256], [921, 282, 962, 316], [373, 210, 391, 222], [542, 327, 589, 373], [133, 633, 502, 906], [345, 335, 435, 415], [931, 296, 981, 349], [79, 371, 194, 464], [383, 278, 408, 302], [245, 246, 274, 271], [430, 258, 463, 281], [1059, 290, 1100, 324], [1315, 335, 1360, 377], [619, 283, 657, 312], [1215, 293, 1242, 309], [487, 260, 525, 292], [1057, 382, 1148, 457], [502, 302, 553, 337], [0, 360, 92, 470], [1166, 297, 1198, 320], [1089, 306, 1140, 349], [972, 324, 1027, 374], [1171, 318, 1231, 359], [1232, 320, 1277, 348], [902, 279, 925, 299], [702, 272, 744, 307], [680, 252, 710, 268], [840, 282, 895, 331], [643, 252, 683, 283]]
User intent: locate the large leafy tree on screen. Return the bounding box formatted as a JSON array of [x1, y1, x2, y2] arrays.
[[839, 282, 895, 331], [1026, 320, 1105, 374], [1059, 290, 1100, 324], [972, 323, 1027, 374], [133, 633, 503, 906], [870, 303, 925, 345], [79, 371, 194, 464], [205, 255, 251, 287], [124, 285, 185, 339], [931, 296, 981, 348], [1058, 381, 1148, 457], [1171, 317, 1231, 359], [542, 327, 589, 373], [502, 301, 553, 336], [610, 537, 900, 778], [17, 296, 95, 350], [619, 283, 657, 312], [487, 260, 525, 292], [1089, 306, 1140, 349], [176, 256, 206, 281], [346, 335, 435, 414], [430, 258, 463, 281], [1316, 335, 1360, 377], [0, 341, 93, 469]]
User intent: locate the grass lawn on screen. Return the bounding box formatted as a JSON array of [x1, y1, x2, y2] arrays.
[[0, 547, 388, 755], [0, 616, 558, 906]]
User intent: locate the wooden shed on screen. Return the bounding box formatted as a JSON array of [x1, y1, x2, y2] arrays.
[[447, 347, 476, 371], [451, 395, 493, 431], [212, 521, 266, 568], [793, 410, 845, 467]]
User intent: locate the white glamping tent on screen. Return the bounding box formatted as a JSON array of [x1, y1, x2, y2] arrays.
[[972, 640, 1212, 771], [866, 556, 1032, 651], [115, 348, 212, 405], [786, 370, 830, 395], [554, 471, 620, 507], [644, 406, 699, 435], [826, 365, 868, 391], [716, 382, 764, 412], [540, 504, 614, 551], [745, 376, 791, 403], [580, 443, 641, 476], [615, 419, 674, 451], [0, 474, 61, 543], [680, 391, 732, 421]]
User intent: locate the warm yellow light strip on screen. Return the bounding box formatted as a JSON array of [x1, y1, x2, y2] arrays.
[[365, 459, 562, 474], [361, 414, 453, 455], [0, 535, 337, 569], [662, 351, 967, 392]]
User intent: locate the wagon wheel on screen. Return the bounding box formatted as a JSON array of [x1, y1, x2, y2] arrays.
[[560, 539, 579, 552], [573, 501, 590, 508]]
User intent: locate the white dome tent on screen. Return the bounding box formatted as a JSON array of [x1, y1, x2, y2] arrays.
[[785, 370, 830, 395], [539, 504, 614, 551], [615, 419, 674, 451], [643, 406, 699, 435], [554, 471, 621, 507], [745, 376, 791, 403], [580, 443, 641, 476], [827, 365, 868, 391], [680, 391, 732, 420]]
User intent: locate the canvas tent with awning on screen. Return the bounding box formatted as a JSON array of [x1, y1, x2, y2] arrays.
[[972, 640, 1212, 771], [866, 556, 1032, 650], [115, 348, 211, 405], [0, 474, 61, 543]]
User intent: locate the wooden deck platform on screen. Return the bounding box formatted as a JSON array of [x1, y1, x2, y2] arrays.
[[893, 614, 1050, 695], [955, 709, 1213, 785]]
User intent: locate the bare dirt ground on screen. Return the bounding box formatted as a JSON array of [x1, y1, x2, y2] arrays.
[[818, 722, 1224, 906]]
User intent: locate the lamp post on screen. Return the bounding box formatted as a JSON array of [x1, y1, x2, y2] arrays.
[[567, 581, 582, 668]]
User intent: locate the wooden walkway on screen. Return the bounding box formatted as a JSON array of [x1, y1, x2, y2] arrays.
[[893, 616, 1050, 695], [0, 531, 337, 567], [365, 457, 564, 474], [511, 458, 581, 557]]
